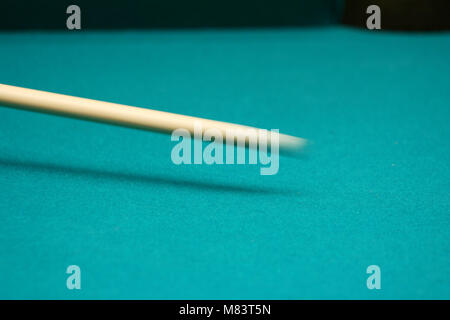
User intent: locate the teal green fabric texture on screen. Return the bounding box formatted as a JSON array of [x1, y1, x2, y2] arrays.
[[0, 27, 449, 299]]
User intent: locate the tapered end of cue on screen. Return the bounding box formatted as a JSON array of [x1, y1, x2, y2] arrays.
[[278, 134, 310, 156]]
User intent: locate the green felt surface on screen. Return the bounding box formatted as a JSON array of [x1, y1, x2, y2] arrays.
[[0, 27, 449, 299]]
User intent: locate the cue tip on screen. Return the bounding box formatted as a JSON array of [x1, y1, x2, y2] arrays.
[[279, 134, 310, 156]]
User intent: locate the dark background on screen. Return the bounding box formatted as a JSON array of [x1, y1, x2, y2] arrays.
[[0, 0, 343, 29], [0, 0, 449, 30], [344, 0, 450, 31]]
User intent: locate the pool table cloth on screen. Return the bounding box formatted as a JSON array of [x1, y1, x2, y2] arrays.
[[0, 27, 449, 299]]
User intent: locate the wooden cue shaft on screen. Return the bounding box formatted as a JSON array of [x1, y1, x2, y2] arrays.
[[0, 83, 306, 152]]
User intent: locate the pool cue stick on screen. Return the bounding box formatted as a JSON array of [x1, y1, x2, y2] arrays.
[[0, 83, 307, 152]]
